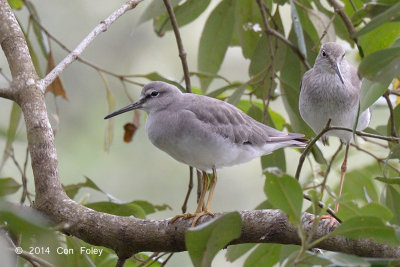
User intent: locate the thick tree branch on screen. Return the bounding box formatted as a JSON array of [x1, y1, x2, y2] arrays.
[[38, 200, 400, 259], [37, 0, 144, 92]]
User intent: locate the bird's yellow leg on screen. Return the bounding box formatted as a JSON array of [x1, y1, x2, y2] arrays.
[[204, 168, 217, 212], [170, 171, 209, 224], [191, 168, 217, 226]]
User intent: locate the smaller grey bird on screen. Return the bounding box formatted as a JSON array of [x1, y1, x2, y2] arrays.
[[105, 81, 307, 226], [299, 42, 371, 222]]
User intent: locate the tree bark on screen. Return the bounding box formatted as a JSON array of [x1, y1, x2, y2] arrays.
[[0, 0, 399, 261]]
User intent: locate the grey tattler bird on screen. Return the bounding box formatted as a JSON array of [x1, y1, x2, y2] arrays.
[[105, 81, 307, 226], [299, 42, 371, 223]]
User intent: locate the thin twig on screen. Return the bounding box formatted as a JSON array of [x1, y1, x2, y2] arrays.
[[162, 0, 191, 92], [383, 91, 398, 138], [303, 193, 342, 223], [388, 89, 400, 96], [38, 0, 144, 91], [146, 252, 168, 266], [296, 119, 400, 180], [160, 253, 174, 266], [314, 13, 336, 51], [181, 166, 194, 213], [351, 143, 400, 173], [320, 142, 343, 197], [26, 10, 143, 86], [296, 119, 332, 180], [7, 148, 31, 204], [256, 0, 277, 123], [256, 0, 311, 70], [326, 0, 363, 57], [0, 68, 11, 83], [136, 252, 159, 267]]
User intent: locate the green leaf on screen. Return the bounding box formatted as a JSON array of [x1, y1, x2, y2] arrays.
[[0, 201, 52, 236], [85, 201, 147, 218], [207, 82, 242, 98], [388, 144, 400, 159], [354, 2, 400, 37], [365, 258, 400, 267], [337, 202, 393, 222], [0, 102, 21, 172], [63, 176, 105, 199], [311, 146, 327, 165], [341, 163, 380, 203], [138, 0, 181, 24], [198, 0, 235, 92], [264, 173, 303, 225], [387, 104, 400, 137], [290, 0, 307, 58], [243, 244, 281, 267], [376, 177, 400, 185], [358, 47, 400, 85], [279, 33, 313, 137], [359, 22, 400, 56], [0, 177, 21, 196], [360, 79, 390, 113], [261, 108, 286, 172], [383, 185, 400, 225], [234, 0, 262, 59], [186, 212, 242, 267], [332, 216, 400, 246], [226, 244, 255, 262], [302, 5, 336, 43], [227, 83, 250, 105], [8, 0, 23, 9], [133, 72, 185, 91], [154, 0, 211, 36], [316, 251, 369, 266], [27, 2, 48, 56]]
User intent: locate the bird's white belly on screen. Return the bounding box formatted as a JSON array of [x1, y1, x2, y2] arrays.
[[149, 132, 267, 171], [299, 93, 357, 143]]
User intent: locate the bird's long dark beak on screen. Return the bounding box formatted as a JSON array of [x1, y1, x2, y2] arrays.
[[334, 62, 345, 84], [104, 98, 144, 119]]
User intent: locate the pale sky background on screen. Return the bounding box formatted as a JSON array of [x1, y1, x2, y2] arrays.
[[0, 1, 390, 266]]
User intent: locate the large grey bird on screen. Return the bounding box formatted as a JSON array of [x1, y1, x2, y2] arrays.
[[106, 81, 307, 226], [299, 42, 371, 222]]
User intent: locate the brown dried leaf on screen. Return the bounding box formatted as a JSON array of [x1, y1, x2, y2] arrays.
[[45, 51, 67, 99], [123, 123, 137, 143]]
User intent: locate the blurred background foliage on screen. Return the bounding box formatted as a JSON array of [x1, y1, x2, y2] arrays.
[[0, 0, 400, 266]]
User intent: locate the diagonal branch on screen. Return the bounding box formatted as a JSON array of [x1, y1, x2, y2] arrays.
[[327, 0, 363, 57], [162, 0, 191, 92], [0, 86, 14, 100], [38, 0, 144, 92], [256, 0, 311, 70]]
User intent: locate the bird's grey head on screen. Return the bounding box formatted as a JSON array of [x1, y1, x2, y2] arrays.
[[104, 81, 183, 119], [315, 42, 346, 84]]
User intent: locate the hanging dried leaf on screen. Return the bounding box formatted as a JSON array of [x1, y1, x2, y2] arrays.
[[99, 71, 115, 152], [45, 51, 67, 99], [123, 123, 137, 143], [123, 109, 141, 143]]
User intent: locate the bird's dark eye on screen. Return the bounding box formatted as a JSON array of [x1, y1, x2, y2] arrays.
[[321, 50, 327, 57], [150, 91, 159, 97]]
